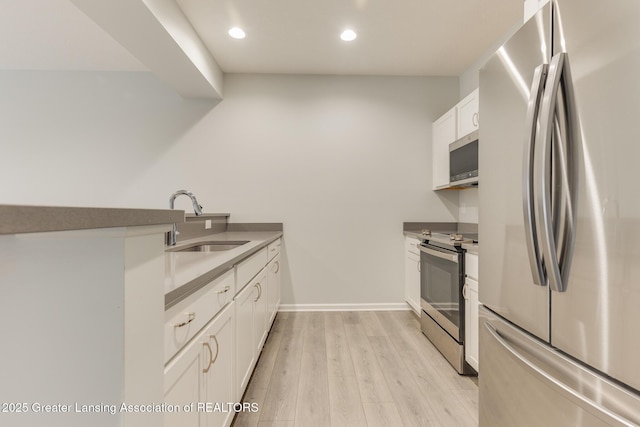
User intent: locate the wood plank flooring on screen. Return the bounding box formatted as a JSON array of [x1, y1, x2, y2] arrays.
[[232, 311, 478, 427]]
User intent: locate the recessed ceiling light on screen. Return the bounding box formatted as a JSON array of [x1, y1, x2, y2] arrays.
[[228, 27, 246, 39], [340, 29, 357, 42]]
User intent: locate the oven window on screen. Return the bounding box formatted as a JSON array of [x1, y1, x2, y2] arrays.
[[420, 249, 461, 330]]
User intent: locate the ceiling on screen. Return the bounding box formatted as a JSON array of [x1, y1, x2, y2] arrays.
[[1, 0, 521, 77], [175, 0, 522, 76], [0, 0, 146, 71]]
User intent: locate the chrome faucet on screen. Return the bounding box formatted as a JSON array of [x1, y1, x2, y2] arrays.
[[168, 190, 203, 246]]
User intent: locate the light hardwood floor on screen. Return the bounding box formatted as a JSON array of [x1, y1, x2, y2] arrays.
[[233, 311, 478, 427]]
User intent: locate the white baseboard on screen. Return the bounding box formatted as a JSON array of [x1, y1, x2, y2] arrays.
[[278, 302, 412, 312]]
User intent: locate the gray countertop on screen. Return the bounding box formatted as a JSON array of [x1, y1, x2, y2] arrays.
[[404, 229, 480, 254], [403, 224, 480, 255], [403, 230, 427, 241], [0, 204, 184, 235], [164, 230, 283, 309]]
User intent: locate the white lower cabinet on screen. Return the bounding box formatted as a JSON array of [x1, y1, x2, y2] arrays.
[[165, 238, 282, 427], [267, 253, 281, 327], [404, 236, 421, 315], [234, 280, 257, 401], [202, 306, 235, 427], [464, 252, 479, 372], [235, 265, 270, 401], [164, 302, 235, 427], [235, 241, 282, 401], [253, 269, 269, 365], [464, 277, 479, 371]]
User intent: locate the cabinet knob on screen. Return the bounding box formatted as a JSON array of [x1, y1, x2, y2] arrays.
[[216, 285, 230, 294]]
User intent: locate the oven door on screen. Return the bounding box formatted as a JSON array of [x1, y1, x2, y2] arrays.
[[419, 243, 463, 342]]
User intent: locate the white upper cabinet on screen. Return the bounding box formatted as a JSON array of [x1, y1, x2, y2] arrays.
[[432, 88, 480, 190], [524, 0, 550, 22], [456, 88, 479, 138], [432, 106, 457, 189]]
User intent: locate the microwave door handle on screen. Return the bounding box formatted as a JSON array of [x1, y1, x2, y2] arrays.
[[523, 63, 548, 287], [535, 53, 566, 293]]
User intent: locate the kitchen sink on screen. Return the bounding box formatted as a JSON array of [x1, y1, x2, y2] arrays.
[[169, 240, 250, 253]]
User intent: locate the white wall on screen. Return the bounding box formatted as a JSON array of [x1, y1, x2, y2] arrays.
[[459, 21, 521, 98], [458, 188, 479, 223], [0, 71, 459, 307]]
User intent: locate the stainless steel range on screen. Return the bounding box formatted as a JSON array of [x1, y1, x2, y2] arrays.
[[419, 229, 476, 375]]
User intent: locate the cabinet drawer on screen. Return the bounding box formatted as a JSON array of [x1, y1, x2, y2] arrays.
[[466, 253, 478, 281], [405, 237, 421, 255], [267, 238, 281, 261], [164, 269, 234, 364], [236, 247, 268, 291]]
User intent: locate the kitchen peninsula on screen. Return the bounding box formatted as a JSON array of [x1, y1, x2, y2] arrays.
[[0, 204, 181, 427], [0, 204, 283, 427]]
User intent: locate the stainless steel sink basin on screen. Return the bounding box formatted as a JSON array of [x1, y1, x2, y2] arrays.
[[169, 240, 250, 253]]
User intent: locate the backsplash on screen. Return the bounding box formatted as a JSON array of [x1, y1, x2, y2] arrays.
[[458, 188, 479, 224]]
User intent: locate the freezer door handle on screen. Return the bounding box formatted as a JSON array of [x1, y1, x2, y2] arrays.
[[522, 63, 548, 287], [553, 53, 579, 292], [535, 52, 563, 292], [484, 321, 636, 426]]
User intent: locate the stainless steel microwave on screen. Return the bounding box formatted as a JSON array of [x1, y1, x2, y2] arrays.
[[449, 130, 478, 186]]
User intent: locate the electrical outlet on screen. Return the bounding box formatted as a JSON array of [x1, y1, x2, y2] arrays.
[[205, 220, 212, 229]]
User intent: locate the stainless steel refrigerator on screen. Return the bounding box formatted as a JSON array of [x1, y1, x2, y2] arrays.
[[478, 0, 640, 425]]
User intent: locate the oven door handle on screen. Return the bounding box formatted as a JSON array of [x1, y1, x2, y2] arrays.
[[419, 245, 459, 263]]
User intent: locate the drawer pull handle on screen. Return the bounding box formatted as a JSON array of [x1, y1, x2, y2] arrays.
[[202, 335, 219, 373], [174, 312, 195, 328], [216, 286, 230, 294], [273, 261, 280, 274], [417, 260, 421, 272]]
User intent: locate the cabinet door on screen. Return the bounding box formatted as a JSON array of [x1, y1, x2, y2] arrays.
[[267, 254, 281, 327], [456, 88, 479, 138], [432, 107, 457, 189], [253, 269, 269, 354], [235, 281, 256, 400], [164, 329, 206, 427], [464, 277, 479, 371], [202, 303, 235, 427], [405, 249, 421, 315]]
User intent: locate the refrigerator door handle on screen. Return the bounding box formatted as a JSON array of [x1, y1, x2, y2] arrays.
[[535, 52, 566, 293], [554, 54, 579, 288], [484, 321, 636, 426], [522, 63, 548, 287]]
